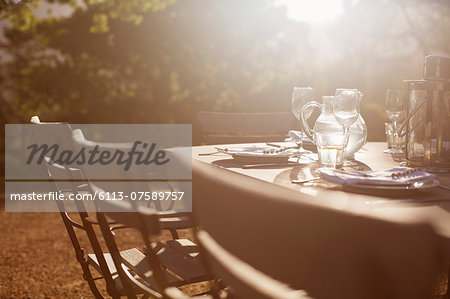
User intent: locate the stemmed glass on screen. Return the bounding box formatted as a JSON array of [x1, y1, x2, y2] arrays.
[[385, 89, 407, 154], [333, 89, 362, 164], [291, 87, 314, 151]]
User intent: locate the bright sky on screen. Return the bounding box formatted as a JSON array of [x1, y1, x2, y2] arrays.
[[273, 0, 345, 24]]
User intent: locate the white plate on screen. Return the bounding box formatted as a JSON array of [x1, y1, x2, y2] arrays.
[[319, 167, 440, 194], [343, 178, 441, 193], [216, 145, 300, 161]]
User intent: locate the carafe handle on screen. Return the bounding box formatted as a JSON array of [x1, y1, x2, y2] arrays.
[[301, 101, 322, 142]]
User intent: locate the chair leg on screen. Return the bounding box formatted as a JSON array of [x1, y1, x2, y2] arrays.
[[446, 258, 449, 299], [169, 228, 179, 239], [80, 261, 105, 299], [59, 212, 105, 298], [96, 212, 139, 299]]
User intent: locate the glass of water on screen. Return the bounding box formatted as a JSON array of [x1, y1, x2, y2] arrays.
[[315, 131, 349, 168]]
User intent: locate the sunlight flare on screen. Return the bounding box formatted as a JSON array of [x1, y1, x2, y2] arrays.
[[274, 0, 345, 24]]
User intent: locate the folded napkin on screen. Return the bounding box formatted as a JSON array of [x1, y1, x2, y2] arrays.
[[287, 130, 313, 144], [319, 167, 436, 186]]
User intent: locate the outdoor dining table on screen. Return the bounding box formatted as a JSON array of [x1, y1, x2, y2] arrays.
[[192, 142, 450, 250]]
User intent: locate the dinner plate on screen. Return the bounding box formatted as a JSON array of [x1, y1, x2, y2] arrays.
[[216, 145, 300, 162], [342, 178, 441, 194], [319, 167, 440, 195]]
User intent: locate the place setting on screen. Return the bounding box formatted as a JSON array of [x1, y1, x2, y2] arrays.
[[198, 55, 450, 199], [209, 143, 305, 169], [202, 87, 319, 168], [199, 81, 450, 200], [285, 86, 449, 198]]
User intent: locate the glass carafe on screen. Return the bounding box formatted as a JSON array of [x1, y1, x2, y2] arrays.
[[403, 80, 450, 170], [301, 96, 367, 158], [400, 55, 450, 171]]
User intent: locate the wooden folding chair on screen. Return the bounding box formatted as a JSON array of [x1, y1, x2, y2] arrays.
[[30, 116, 156, 298], [89, 185, 303, 299], [71, 129, 212, 298], [192, 160, 445, 299], [197, 111, 294, 144]]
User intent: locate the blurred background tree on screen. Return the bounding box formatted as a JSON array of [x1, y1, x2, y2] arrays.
[[0, 0, 449, 144]]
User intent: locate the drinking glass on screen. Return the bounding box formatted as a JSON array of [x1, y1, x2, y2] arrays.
[[333, 89, 362, 164], [334, 89, 361, 133], [385, 89, 407, 154], [315, 131, 349, 168], [291, 87, 314, 151], [384, 122, 406, 154]]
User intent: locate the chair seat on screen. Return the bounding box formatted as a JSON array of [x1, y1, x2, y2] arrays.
[[159, 239, 210, 283], [87, 250, 145, 295], [88, 241, 211, 292], [142, 239, 211, 284], [166, 239, 200, 259], [88, 251, 119, 276], [119, 246, 183, 288]]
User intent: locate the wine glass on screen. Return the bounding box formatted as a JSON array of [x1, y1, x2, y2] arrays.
[[291, 87, 314, 151], [333, 89, 362, 165], [385, 89, 407, 154], [334, 89, 361, 132]]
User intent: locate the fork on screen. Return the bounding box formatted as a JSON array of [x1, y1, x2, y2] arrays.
[[198, 151, 224, 156], [439, 183, 450, 191], [291, 177, 320, 184], [366, 197, 450, 205], [333, 168, 419, 179]]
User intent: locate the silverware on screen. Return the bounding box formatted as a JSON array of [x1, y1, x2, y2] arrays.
[[349, 181, 418, 187], [439, 184, 450, 191], [198, 147, 230, 155], [331, 169, 376, 177], [242, 162, 298, 169], [266, 143, 282, 148], [332, 168, 420, 179], [366, 198, 450, 205], [198, 151, 223, 156], [291, 177, 320, 184]]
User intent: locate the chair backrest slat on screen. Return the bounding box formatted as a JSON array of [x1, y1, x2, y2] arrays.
[[196, 230, 311, 299], [197, 111, 294, 144]]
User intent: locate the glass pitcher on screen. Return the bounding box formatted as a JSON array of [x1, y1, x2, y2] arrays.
[[301, 96, 367, 158]]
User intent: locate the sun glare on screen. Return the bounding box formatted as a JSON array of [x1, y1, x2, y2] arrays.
[[274, 0, 345, 24]]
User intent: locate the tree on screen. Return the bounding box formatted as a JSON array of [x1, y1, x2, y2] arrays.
[[0, 0, 309, 130], [0, 0, 449, 142]]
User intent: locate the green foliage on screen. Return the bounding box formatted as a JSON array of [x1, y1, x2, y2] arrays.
[[90, 13, 108, 33], [88, 0, 177, 25], [3, 0, 40, 31], [0, 0, 449, 145]]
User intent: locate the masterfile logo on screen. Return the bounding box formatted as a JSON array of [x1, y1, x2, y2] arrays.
[[5, 124, 192, 212], [26, 141, 170, 171]]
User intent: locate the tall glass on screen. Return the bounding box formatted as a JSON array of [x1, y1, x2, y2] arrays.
[[334, 89, 362, 164], [334, 89, 361, 133], [291, 87, 314, 151], [385, 89, 407, 154]]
